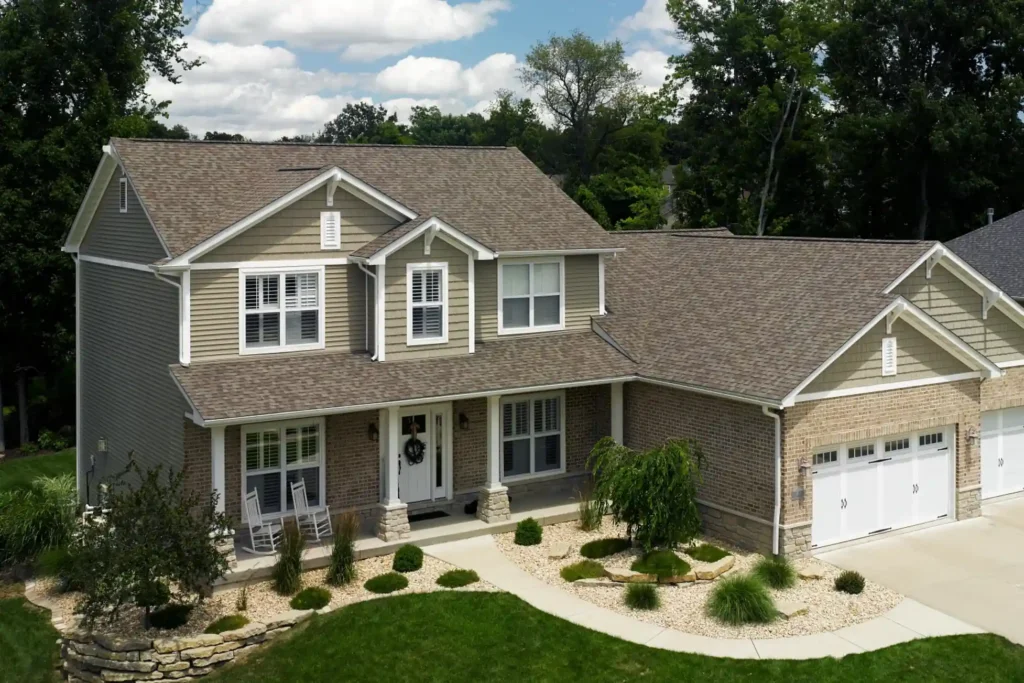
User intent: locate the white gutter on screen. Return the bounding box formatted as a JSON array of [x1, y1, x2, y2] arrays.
[[762, 406, 782, 556], [356, 262, 379, 361]]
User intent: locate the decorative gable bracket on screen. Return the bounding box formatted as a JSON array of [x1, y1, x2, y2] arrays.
[[926, 247, 946, 279], [885, 300, 906, 334], [326, 176, 340, 207], [423, 224, 440, 255], [983, 288, 1001, 320]]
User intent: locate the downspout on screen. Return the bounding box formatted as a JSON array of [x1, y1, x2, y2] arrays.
[[356, 262, 378, 361], [762, 405, 782, 556]]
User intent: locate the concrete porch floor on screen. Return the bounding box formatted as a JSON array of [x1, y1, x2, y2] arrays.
[[214, 488, 580, 591]]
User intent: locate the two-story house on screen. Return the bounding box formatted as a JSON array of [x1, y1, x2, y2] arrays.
[[65, 138, 1024, 559]]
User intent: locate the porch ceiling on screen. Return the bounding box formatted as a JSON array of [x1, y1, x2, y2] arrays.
[[172, 330, 635, 423]]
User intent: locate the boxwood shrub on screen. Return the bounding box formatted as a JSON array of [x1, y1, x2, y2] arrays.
[[436, 569, 479, 588], [364, 572, 409, 594], [290, 586, 332, 610], [392, 544, 424, 573], [834, 570, 865, 595], [514, 518, 543, 546]]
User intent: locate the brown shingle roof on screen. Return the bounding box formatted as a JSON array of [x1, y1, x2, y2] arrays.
[[601, 232, 934, 402], [172, 331, 635, 422], [111, 138, 613, 259]]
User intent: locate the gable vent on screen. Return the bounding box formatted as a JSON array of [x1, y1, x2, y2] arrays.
[[320, 211, 341, 250], [881, 336, 898, 376]]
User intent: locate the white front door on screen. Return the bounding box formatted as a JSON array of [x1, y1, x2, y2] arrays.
[[397, 405, 451, 504], [981, 408, 1024, 500]]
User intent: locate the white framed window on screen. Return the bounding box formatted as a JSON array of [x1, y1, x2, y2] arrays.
[[848, 443, 875, 460], [406, 263, 448, 345], [118, 177, 128, 213], [239, 266, 325, 354], [320, 211, 341, 250], [881, 336, 897, 376], [501, 391, 565, 481], [885, 437, 910, 453], [498, 258, 564, 334], [919, 431, 943, 447], [813, 450, 838, 466], [242, 418, 325, 518]]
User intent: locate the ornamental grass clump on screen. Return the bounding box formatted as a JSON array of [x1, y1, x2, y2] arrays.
[[706, 575, 776, 625], [834, 570, 865, 595], [273, 526, 305, 596], [326, 510, 359, 586], [364, 572, 408, 594], [205, 614, 250, 634], [514, 518, 543, 546], [580, 538, 631, 559], [753, 555, 797, 589], [436, 569, 479, 588], [392, 544, 423, 573], [0, 474, 78, 567], [577, 487, 602, 532], [290, 586, 331, 610], [624, 583, 659, 610], [559, 560, 607, 583]]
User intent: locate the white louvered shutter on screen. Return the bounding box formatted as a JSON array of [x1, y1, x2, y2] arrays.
[[320, 211, 341, 250], [881, 336, 898, 376]]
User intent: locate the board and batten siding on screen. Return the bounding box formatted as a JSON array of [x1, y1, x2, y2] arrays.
[[475, 255, 600, 340], [383, 235, 470, 360], [80, 174, 167, 263], [893, 263, 1024, 364], [804, 318, 972, 394], [79, 261, 187, 499], [189, 265, 364, 361], [197, 187, 398, 263]]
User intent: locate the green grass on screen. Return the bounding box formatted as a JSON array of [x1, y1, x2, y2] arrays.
[[579, 538, 631, 559], [685, 544, 730, 563], [630, 550, 691, 580], [0, 588, 61, 683], [205, 614, 250, 634], [0, 449, 75, 493], [206, 592, 1024, 682], [559, 560, 607, 583]]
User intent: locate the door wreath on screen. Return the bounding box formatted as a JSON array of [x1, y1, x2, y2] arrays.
[[403, 436, 425, 465]]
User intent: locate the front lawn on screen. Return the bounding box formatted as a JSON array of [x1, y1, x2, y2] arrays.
[[0, 448, 75, 492], [210, 592, 1023, 682], [0, 585, 60, 683]]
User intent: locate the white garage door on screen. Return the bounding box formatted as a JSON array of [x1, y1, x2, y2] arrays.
[[981, 408, 1024, 500], [812, 427, 951, 549]]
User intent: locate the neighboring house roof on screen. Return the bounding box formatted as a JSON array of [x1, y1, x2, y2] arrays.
[[106, 138, 614, 259], [172, 331, 636, 423], [946, 209, 1024, 299], [600, 232, 936, 404]]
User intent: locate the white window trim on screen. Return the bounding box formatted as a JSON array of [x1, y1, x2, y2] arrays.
[[240, 417, 326, 522], [237, 265, 326, 356], [118, 177, 128, 213], [406, 262, 449, 346], [497, 256, 566, 335], [499, 390, 567, 483]]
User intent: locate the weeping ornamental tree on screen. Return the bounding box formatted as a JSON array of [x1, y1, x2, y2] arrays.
[[587, 437, 704, 551]]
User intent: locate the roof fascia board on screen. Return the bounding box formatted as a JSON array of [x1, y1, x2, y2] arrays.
[[636, 376, 783, 409], [63, 150, 117, 252], [365, 217, 496, 265], [332, 167, 417, 222], [495, 248, 626, 258]]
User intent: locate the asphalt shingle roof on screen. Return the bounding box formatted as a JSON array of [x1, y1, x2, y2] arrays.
[[111, 138, 613, 259], [947, 210, 1024, 299]]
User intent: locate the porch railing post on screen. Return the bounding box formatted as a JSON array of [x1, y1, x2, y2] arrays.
[[211, 425, 226, 514], [384, 405, 401, 505], [478, 394, 511, 523]]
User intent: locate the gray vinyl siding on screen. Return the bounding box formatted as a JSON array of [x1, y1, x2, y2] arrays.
[[476, 255, 600, 340], [805, 318, 973, 394], [894, 263, 1024, 364], [79, 260, 187, 500], [190, 265, 364, 362], [384, 236, 470, 360], [197, 187, 398, 262], [80, 174, 167, 263]]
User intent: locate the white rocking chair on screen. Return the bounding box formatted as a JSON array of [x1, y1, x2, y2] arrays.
[[291, 480, 332, 543], [244, 490, 283, 555]]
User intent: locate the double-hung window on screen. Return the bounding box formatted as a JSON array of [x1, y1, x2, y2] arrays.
[[243, 419, 324, 517], [241, 268, 324, 353], [407, 263, 447, 345], [499, 259, 563, 333], [501, 392, 564, 480]]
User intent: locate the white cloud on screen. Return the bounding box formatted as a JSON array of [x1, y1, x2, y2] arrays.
[[625, 49, 672, 93], [618, 0, 682, 47], [375, 53, 519, 98], [193, 0, 510, 61]]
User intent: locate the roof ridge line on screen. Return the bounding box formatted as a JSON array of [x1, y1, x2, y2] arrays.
[[115, 137, 512, 150]]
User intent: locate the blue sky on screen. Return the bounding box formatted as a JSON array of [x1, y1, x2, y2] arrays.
[[154, 0, 682, 139]]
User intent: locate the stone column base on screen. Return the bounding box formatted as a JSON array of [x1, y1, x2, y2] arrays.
[[476, 486, 511, 523], [956, 487, 982, 520], [780, 524, 812, 558], [377, 503, 411, 541]]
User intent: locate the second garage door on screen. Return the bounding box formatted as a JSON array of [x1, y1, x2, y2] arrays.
[[812, 427, 951, 549], [981, 408, 1024, 500]]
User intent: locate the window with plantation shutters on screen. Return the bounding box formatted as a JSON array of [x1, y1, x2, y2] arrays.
[[242, 268, 323, 353], [500, 393, 563, 480], [320, 211, 341, 250], [881, 336, 897, 376], [407, 263, 447, 345], [243, 419, 323, 516]]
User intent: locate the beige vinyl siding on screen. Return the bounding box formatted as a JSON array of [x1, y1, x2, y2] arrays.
[[894, 263, 1024, 364], [197, 187, 398, 263], [475, 255, 600, 340], [805, 318, 972, 394], [190, 265, 362, 361], [383, 236, 470, 360], [80, 174, 167, 263]]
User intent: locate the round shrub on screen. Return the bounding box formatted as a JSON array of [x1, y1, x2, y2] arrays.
[[559, 560, 607, 583], [364, 572, 409, 594], [204, 614, 249, 634], [580, 538, 630, 559], [624, 582, 660, 610], [290, 586, 332, 610], [684, 544, 730, 563], [514, 518, 542, 546], [630, 550, 690, 580], [149, 603, 193, 630], [436, 569, 479, 588], [392, 544, 424, 573], [706, 575, 776, 625], [752, 555, 796, 589], [834, 570, 865, 595]]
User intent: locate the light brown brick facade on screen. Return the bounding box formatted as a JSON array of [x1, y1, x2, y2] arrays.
[[452, 398, 486, 493], [182, 418, 211, 503]]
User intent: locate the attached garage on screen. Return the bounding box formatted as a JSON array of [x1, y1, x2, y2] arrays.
[[811, 427, 952, 549], [981, 408, 1024, 500]]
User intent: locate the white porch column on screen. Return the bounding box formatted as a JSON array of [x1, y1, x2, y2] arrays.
[[610, 381, 624, 443], [211, 425, 226, 514], [478, 394, 510, 522], [377, 406, 409, 540]]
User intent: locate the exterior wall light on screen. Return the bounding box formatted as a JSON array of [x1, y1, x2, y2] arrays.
[[966, 425, 980, 447], [97, 437, 107, 454], [459, 413, 470, 431], [368, 422, 379, 443]]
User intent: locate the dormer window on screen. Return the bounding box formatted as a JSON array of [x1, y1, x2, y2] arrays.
[[498, 258, 564, 334], [240, 267, 325, 354], [119, 177, 128, 213], [407, 263, 448, 345]]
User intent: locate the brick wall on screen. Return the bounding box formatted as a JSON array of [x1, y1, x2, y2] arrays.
[[566, 384, 611, 473], [981, 366, 1024, 411], [225, 426, 241, 523], [325, 411, 380, 511], [453, 398, 486, 492], [182, 418, 210, 503], [623, 381, 776, 521]]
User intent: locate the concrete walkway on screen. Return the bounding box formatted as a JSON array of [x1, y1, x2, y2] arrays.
[[425, 536, 983, 660]]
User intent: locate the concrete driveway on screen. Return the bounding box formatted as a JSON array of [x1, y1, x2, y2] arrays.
[[818, 496, 1024, 645]]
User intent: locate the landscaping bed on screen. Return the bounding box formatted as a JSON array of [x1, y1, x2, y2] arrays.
[[494, 518, 903, 638]]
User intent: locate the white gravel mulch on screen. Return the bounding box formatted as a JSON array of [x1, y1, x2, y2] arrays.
[[35, 553, 496, 639], [494, 518, 904, 639]]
